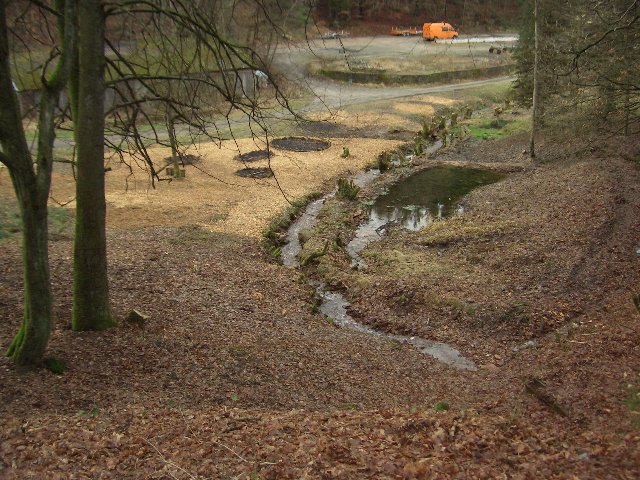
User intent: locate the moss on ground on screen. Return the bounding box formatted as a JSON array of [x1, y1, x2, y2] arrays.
[[0, 200, 73, 240]]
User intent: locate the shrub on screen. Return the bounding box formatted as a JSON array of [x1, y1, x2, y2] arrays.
[[420, 119, 433, 138], [337, 178, 360, 200]]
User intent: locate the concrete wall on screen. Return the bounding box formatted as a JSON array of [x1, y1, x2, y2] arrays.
[[319, 64, 515, 85]]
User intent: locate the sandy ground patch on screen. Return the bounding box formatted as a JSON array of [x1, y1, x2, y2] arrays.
[[40, 137, 401, 237], [392, 102, 437, 116], [410, 94, 460, 106]]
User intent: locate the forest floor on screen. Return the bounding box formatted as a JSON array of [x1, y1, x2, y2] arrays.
[[1, 89, 640, 478]]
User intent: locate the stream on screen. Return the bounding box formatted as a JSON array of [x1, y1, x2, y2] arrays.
[[282, 158, 503, 371]]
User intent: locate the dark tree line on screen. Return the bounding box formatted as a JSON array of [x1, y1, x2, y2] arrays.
[[315, 0, 522, 29], [513, 0, 639, 142]]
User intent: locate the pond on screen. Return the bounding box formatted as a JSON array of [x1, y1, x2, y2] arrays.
[[347, 166, 504, 267]]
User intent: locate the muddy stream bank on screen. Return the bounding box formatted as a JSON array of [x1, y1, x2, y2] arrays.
[[281, 144, 507, 370]]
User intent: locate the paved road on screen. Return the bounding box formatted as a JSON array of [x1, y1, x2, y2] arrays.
[[272, 34, 517, 113]]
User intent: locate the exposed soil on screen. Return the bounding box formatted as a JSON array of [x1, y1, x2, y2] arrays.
[[271, 136, 331, 152], [235, 167, 274, 178], [1, 110, 640, 477], [235, 150, 273, 163]]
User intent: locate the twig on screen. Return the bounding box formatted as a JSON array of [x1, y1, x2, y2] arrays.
[[212, 438, 249, 463], [176, 407, 275, 467], [525, 377, 569, 417], [143, 437, 199, 480]]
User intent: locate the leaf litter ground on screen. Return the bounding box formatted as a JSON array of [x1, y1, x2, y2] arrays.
[[1, 111, 640, 478]]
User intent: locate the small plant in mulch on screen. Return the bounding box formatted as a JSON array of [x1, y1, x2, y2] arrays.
[[337, 177, 360, 200], [235, 167, 274, 179], [434, 402, 450, 412], [341, 146, 350, 158], [78, 406, 101, 417], [167, 400, 185, 411], [43, 356, 66, 375], [420, 119, 434, 139], [271, 136, 331, 152], [236, 150, 273, 163]]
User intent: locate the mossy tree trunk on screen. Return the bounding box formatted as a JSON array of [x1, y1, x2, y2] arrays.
[[71, 0, 115, 331], [0, 0, 77, 365], [4, 179, 51, 364]]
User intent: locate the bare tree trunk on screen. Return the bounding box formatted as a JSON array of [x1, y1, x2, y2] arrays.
[[624, 14, 630, 136], [166, 111, 182, 178], [530, 0, 540, 160], [1, 0, 76, 365], [72, 0, 115, 331]]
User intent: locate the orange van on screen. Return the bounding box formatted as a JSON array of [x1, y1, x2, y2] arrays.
[[422, 22, 458, 41]]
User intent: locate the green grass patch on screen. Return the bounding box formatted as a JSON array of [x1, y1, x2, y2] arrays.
[[0, 201, 22, 239], [442, 80, 512, 107], [625, 386, 640, 426], [48, 207, 73, 237], [468, 116, 530, 140], [0, 200, 73, 240], [22, 127, 76, 143]]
